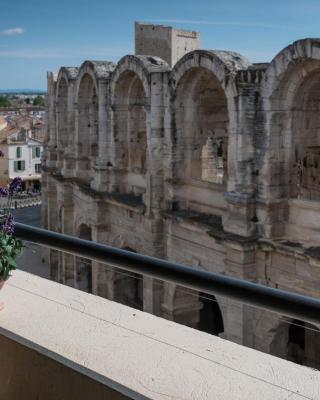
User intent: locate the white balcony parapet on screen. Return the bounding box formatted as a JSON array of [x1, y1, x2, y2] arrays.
[[0, 270, 319, 399]]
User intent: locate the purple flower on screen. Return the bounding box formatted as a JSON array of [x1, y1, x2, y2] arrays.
[[9, 177, 22, 194], [0, 187, 8, 197], [0, 213, 14, 234], [0, 150, 4, 158]]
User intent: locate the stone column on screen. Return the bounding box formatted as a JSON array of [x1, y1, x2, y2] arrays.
[[49, 249, 60, 282], [41, 172, 49, 229], [62, 186, 76, 287], [256, 109, 291, 239], [46, 72, 58, 170], [108, 104, 129, 193], [62, 80, 77, 178], [223, 71, 263, 237], [91, 80, 109, 192], [74, 102, 91, 183], [142, 72, 169, 314], [91, 223, 113, 299], [221, 238, 256, 346], [47, 176, 59, 281]]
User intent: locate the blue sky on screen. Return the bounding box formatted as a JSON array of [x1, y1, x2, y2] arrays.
[[1, 0, 320, 90]]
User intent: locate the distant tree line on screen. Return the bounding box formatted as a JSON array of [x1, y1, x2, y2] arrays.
[[0, 94, 45, 108], [0, 96, 11, 107], [33, 95, 45, 107]]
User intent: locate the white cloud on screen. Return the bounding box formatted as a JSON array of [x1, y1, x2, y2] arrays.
[[0, 27, 25, 36]]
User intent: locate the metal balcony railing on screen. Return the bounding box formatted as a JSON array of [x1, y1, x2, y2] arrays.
[[15, 222, 320, 326]]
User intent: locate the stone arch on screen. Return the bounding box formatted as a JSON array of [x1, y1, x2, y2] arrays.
[[173, 66, 229, 184], [263, 39, 320, 99], [270, 318, 320, 369], [261, 40, 320, 199], [260, 40, 320, 237], [101, 235, 145, 307], [109, 55, 169, 195], [111, 57, 149, 193], [76, 223, 92, 293], [76, 67, 99, 160], [111, 54, 169, 102], [172, 50, 249, 91], [162, 283, 225, 336], [56, 67, 78, 151], [169, 50, 249, 214], [113, 70, 148, 173]]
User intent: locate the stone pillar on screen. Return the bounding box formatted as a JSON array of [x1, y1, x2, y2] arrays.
[[62, 80, 77, 178], [108, 104, 129, 193], [221, 238, 256, 345], [256, 109, 291, 239], [45, 174, 60, 282], [47, 177, 58, 233], [41, 172, 49, 230], [49, 249, 60, 282], [91, 80, 110, 192], [139, 72, 169, 314], [74, 102, 91, 183], [223, 70, 264, 237], [62, 185, 76, 287], [91, 223, 113, 299], [46, 72, 58, 170]]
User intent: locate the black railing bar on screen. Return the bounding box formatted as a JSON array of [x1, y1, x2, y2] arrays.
[[15, 222, 320, 326]]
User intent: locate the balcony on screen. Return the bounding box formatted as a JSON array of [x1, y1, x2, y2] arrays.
[[0, 223, 319, 399]]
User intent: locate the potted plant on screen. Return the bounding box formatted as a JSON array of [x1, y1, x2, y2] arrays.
[[0, 176, 24, 308]]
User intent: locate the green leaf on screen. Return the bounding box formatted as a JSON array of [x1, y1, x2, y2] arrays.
[[4, 255, 16, 269]]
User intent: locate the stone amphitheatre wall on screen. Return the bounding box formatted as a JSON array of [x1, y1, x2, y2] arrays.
[[43, 24, 320, 368]]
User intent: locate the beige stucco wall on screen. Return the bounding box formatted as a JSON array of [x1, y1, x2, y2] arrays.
[[0, 335, 129, 400]]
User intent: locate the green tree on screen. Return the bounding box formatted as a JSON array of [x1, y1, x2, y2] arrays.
[[33, 95, 45, 107], [0, 96, 11, 107]]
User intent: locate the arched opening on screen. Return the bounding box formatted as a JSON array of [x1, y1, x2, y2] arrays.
[[263, 61, 320, 240], [113, 247, 143, 310], [113, 70, 147, 194], [287, 320, 306, 365], [56, 77, 68, 149], [290, 73, 320, 200], [288, 320, 320, 369], [77, 74, 98, 160], [76, 224, 92, 293], [198, 292, 224, 335], [165, 286, 224, 336], [174, 67, 229, 185], [266, 62, 320, 202], [271, 319, 320, 369]]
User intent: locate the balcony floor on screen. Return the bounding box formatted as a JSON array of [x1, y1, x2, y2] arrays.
[[0, 270, 319, 400]]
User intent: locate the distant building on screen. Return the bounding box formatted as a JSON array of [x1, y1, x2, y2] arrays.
[[0, 122, 43, 190], [0, 116, 7, 131]]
